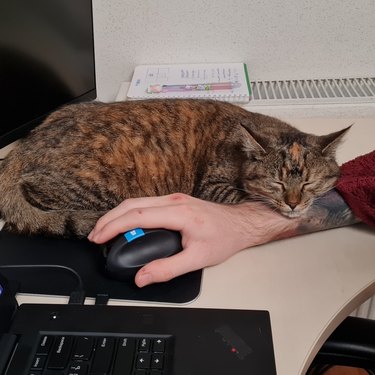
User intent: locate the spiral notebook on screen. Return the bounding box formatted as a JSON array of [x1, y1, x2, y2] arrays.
[[124, 63, 251, 104]]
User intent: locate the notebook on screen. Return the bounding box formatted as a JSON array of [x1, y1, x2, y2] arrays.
[[124, 63, 252, 104], [0, 273, 277, 375]]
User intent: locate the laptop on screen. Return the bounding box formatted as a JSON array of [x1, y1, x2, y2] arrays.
[[0, 273, 277, 375]]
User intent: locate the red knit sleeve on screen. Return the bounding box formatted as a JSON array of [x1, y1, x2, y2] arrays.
[[335, 150, 375, 228]]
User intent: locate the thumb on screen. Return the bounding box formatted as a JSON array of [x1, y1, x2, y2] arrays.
[[134, 248, 203, 287]]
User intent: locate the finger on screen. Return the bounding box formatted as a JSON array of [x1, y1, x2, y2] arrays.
[[89, 194, 190, 239], [89, 204, 188, 243], [90, 196, 169, 235], [134, 247, 203, 287]]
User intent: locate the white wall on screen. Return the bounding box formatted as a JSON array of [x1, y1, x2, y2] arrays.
[[92, 0, 375, 102]]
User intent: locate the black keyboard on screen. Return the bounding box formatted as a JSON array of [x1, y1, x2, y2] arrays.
[[27, 333, 173, 375]]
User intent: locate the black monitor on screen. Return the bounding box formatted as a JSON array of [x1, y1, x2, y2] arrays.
[[0, 0, 97, 149]]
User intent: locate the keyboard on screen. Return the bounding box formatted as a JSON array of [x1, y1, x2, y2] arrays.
[[3, 304, 276, 375], [26, 333, 173, 375]]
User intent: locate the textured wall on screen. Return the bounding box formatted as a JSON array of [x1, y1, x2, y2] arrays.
[[92, 0, 375, 101]]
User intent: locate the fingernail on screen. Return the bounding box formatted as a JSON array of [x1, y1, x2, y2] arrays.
[[137, 273, 151, 288], [90, 230, 102, 243], [87, 231, 94, 240]]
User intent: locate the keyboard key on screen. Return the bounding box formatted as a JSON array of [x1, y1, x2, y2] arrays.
[[151, 353, 164, 370], [30, 355, 47, 370], [36, 335, 53, 355], [72, 336, 94, 360], [136, 353, 151, 369], [138, 338, 151, 352], [152, 338, 166, 352], [67, 362, 89, 375], [112, 337, 136, 375], [28, 334, 171, 375], [47, 336, 74, 370], [90, 337, 115, 374]]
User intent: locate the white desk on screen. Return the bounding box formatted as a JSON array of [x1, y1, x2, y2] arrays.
[[4, 115, 375, 375]]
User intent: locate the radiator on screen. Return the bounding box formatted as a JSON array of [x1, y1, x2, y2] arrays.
[[250, 77, 375, 105]]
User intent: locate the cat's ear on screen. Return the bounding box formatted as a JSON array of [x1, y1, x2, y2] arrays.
[[241, 128, 267, 156], [319, 125, 352, 156]]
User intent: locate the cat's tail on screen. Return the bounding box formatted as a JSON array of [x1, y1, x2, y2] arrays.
[[0, 166, 104, 238], [1, 194, 104, 238]]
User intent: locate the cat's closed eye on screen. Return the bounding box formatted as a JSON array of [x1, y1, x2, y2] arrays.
[[272, 181, 286, 191], [301, 181, 314, 191]]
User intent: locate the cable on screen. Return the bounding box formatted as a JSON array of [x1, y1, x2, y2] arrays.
[[0, 264, 86, 305], [0, 264, 83, 290]]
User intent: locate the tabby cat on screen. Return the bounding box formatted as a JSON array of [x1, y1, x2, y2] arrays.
[[0, 99, 349, 238]]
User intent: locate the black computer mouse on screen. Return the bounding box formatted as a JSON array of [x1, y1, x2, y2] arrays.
[[103, 228, 183, 281]]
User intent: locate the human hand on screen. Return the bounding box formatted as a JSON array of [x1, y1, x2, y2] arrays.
[[88, 193, 294, 287]]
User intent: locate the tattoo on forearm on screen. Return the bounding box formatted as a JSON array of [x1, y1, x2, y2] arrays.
[[295, 189, 359, 236]]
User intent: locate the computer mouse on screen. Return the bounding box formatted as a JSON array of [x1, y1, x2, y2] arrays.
[[103, 228, 183, 281]]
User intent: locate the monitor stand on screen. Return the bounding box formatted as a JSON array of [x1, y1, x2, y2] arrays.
[[0, 230, 202, 304]]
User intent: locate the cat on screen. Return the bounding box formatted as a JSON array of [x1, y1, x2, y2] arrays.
[[0, 99, 349, 238]]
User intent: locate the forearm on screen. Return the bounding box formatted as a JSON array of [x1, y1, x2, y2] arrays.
[[232, 189, 359, 250], [268, 189, 359, 243], [292, 189, 359, 237]]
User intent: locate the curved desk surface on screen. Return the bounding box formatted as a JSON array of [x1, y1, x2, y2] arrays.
[[7, 115, 375, 375]]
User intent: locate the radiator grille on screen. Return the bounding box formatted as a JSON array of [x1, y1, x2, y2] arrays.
[[251, 77, 375, 105]]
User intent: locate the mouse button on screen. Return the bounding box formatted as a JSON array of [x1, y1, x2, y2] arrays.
[[146, 231, 183, 257], [158, 230, 182, 249], [109, 238, 150, 268], [113, 234, 173, 267]]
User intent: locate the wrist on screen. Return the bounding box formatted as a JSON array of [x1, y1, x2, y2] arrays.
[[229, 202, 299, 249]]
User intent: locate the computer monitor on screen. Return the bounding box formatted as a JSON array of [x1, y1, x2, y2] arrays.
[[0, 0, 96, 149]]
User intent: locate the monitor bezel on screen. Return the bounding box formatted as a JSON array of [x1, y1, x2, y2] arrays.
[[0, 0, 97, 150]]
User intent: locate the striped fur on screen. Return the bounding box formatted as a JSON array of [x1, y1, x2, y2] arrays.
[[0, 99, 349, 238]]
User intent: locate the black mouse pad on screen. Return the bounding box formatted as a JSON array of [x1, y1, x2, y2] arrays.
[[0, 230, 202, 304]]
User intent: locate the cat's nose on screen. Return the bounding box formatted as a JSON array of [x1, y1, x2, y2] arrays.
[[287, 201, 298, 210], [286, 192, 300, 210]]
